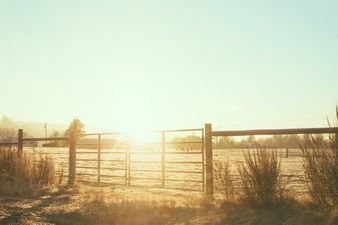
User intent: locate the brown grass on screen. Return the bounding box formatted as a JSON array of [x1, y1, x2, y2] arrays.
[[214, 160, 236, 200], [238, 146, 291, 207], [1, 185, 336, 225], [0, 147, 61, 196], [301, 133, 338, 209]]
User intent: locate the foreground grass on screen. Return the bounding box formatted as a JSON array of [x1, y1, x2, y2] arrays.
[[0, 148, 61, 197], [0, 185, 337, 225]]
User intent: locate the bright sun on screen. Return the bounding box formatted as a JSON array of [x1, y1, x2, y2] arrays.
[[111, 82, 166, 134], [128, 131, 156, 143], [119, 119, 160, 143]]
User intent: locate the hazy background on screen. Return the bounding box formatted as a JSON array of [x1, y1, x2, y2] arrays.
[[1, 0, 337, 132]]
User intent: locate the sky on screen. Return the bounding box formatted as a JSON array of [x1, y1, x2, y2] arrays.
[[0, 0, 337, 132]]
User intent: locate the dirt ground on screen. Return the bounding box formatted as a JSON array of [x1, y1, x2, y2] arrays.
[[0, 185, 337, 225]]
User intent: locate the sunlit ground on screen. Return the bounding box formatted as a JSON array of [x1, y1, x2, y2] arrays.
[[0, 184, 335, 225]]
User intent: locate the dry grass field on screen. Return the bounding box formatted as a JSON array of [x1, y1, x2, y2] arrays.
[[1, 134, 336, 225], [0, 184, 337, 225]]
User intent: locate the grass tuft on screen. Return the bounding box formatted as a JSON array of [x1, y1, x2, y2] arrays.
[[0, 147, 60, 196], [214, 160, 236, 200], [301, 133, 338, 209], [238, 146, 290, 207]]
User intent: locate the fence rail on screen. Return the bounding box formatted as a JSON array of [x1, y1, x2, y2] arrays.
[[0, 142, 18, 145], [212, 127, 338, 137], [22, 137, 69, 142]]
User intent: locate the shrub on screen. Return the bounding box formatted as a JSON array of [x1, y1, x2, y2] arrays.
[[238, 146, 289, 207], [301, 133, 338, 208], [0, 147, 59, 196], [214, 160, 236, 200]]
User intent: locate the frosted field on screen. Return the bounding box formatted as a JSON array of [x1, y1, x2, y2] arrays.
[[23, 146, 307, 195], [214, 148, 306, 195]]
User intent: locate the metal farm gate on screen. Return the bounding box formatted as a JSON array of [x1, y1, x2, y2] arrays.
[[75, 128, 205, 191]]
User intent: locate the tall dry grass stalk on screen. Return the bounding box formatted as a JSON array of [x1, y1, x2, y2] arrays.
[[0, 147, 60, 196], [238, 146, 290, 206], [301, 133, 338, 208], [214, 160, 236, 200]]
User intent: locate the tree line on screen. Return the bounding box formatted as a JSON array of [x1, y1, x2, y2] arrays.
[[169, 133, 330, 151]]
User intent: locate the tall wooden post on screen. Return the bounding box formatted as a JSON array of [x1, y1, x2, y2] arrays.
[[161, 131, 166, 188], [97, 134, 101, 183], [127, 135, 131, 187], [201, 129, 205, 192], [205, 123, 213, 198], [17, 129, 23, 156], [286, 148, 289, 158], [68, 130, 77, 185], [124, 134, 128, 186]]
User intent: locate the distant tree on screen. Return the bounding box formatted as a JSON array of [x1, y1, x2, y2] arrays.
[[272, 135, 284, 148], [0, 128, 16, 142], [172, 135, 202, 151], [64, 118, 85, 137], [50, 130, 60, 138], [215, 136, 235, 149], [42, 130, 62, 147], [0, 128, 16, 150], [242, 135, 256, 148], [285, 135, 301, 148], [0, 116, 14, 128]]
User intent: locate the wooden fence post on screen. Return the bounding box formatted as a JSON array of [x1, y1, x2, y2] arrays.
[[127, 135, 131, 187], [202, 129, 205, 192], [124, 134, 128, 186], [97, 134, 101, 183], [18, 129, 23, 156], [286, 148, 289, 158], [161, 131, 166, 188], [68, 130, 77, 185], [205, 123, 213, 198]]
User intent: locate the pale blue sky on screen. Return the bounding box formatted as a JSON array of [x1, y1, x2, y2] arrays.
[[0, 1, 337, 131]]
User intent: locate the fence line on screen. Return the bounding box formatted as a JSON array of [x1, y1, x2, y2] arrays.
[[204, 123, 338, 198], [1, 124, 337, 198]]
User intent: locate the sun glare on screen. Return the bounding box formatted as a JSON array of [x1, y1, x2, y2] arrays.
[[120, 120, 160, 143], [127, 131, 152, 143]]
